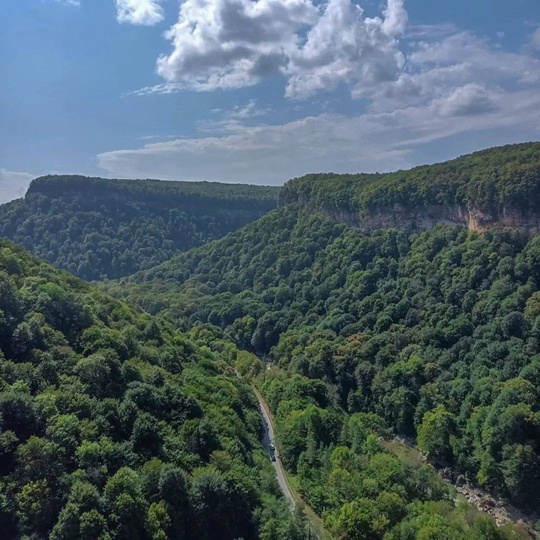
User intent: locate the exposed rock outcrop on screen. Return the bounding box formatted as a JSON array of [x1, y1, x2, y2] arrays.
[[302, 203, 540, 235]]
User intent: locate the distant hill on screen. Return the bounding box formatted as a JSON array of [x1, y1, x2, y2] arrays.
[[0, 175, 280, 280], [280, 142, 540, 233]]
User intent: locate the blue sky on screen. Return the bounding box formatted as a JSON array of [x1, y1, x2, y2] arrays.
[[1, 0, 540, 201]]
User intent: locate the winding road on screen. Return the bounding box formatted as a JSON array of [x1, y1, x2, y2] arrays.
[[253, 386, 296, 506], [233, 366, 331, 539], [253, 386, 333, 540]]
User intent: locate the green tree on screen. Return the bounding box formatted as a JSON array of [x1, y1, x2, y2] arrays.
[[417, 406, 456, 464]]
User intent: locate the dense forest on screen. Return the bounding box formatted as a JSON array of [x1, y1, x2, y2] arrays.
[[0, 175, 279, 280], [258, 365, 529, 539], [280, 143, 540, 227], [102, 145, 540, 536], [0, 239, 307, 539], [2, 143, 540, 539], [106, 207, 540, 525]]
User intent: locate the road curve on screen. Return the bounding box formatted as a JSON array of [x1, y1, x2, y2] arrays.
[[254, 386, 296, 507]]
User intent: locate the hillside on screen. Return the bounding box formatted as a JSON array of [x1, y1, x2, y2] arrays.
[[280, 142, 540, 233], [103, 145, 540, 536], [0, 175, 279, 280], [0, 239, 304, 540]]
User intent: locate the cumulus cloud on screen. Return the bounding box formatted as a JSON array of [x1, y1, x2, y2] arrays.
[[139, 2, 540, 104], [381, 0, 408, 36], [0, 170, 35, 204], [153, 0, 406, 96], [365, 30, 540, 112], [103, 4, 540, 184], [156, 0, 318, 90], [285, 0, 406, 97], [115, 0, 164, 26]]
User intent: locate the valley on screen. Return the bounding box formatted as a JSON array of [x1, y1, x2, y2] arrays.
[[5, 0, 540, 536], [1, 143, 540, 539]]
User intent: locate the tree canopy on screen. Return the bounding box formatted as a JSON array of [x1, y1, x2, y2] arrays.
[[280, 142, 540, 221], [0, 239, 300, 539], [3, 143, 540, 538], [0, 175, 279, 280], [105, 200, 540, 516]]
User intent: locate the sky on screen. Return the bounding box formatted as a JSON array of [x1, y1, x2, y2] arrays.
[[1, 0, 540, 202]]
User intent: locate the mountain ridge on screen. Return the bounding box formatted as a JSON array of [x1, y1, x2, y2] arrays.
[[27, 175, 280, 205], [0, 175, 280, 280], [279, 142, 540, 234], [100, 143, 540, 527]]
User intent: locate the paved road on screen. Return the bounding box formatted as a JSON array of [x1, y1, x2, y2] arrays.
[[251, 382, 332, 540], [254, 387, 296, 507]]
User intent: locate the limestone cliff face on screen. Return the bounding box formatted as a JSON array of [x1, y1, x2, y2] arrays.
[[297, 202, 540, 235]]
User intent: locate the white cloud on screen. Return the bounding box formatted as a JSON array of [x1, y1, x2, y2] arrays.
[[115, 0, 164, 26], [0, 170, 35, 204], [363, 30, 540, 111], [197, 99, 270, 134], [285, 0, 406, 98], [152, 0, 406, 96], [156, 0, 318, 90], [139, 134, 177, 141], [138, 2, 540, 104], [98, 85, 540, 184], [527, 28, 540, 52], [98, 114, 409, 184], [435, 84, 497, 117], [381, 0, 408, 36], [127, 83, 185, 97], [226, 99, 268, 119], [104, 6, 540, 184], [54, 0, 81, 6]]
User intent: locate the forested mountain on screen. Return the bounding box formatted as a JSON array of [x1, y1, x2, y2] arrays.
[[0, 175, 279, 280], [103, 144, 540, 537], [281, 142, 540, 233], [0, 239, 304, 539]]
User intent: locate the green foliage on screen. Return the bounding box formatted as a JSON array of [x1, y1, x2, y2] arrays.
[[417, 406, 456, 465], [0, 239, 301, 539], [105, 165, 540, 515], [280, 142, 540, 216], [0, 175, 279, 280], [8, 144, 539, 538], [259, 368, 518, 540]]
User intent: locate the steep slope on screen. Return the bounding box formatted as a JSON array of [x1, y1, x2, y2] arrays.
[[105, 207, 540, 511], [0, 175, 279, 280], [103, 144, 540, 529], [281, 142, 540, 233], [0, 240, 302, 540]]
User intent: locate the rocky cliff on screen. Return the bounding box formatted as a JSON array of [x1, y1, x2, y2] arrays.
[[315, 202, 540, 234], [279, 142, 540, 235]]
